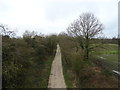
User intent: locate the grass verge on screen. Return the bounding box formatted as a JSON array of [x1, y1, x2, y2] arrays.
[[62, 55, 73, 88]]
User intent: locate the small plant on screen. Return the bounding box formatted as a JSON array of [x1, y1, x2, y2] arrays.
[[102, 69, 113, 76]]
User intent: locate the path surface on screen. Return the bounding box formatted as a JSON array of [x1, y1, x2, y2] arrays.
[[48, 44, 66, 88]]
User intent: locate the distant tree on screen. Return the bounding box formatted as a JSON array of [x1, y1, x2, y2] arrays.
[[23, 30, 38, 47], [67, 13, 104, 60], [0, 24, 15, 37], [23, 30, 37, 38], [45, 34, 57, 55], [23, 30, 31, 38]]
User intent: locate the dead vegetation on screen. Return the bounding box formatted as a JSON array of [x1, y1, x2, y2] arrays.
[[58, 32, 118, 88]]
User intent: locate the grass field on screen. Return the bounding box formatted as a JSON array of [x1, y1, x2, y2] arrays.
[[92, 44, 118, 70]]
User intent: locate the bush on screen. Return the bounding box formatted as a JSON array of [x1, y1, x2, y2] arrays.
[[102, 69, 113, 76], [2, 31, 57, 88], [70, 51, 84, 75]]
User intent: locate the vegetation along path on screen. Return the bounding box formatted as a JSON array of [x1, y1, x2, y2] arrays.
[[48, 44, 66, 88]]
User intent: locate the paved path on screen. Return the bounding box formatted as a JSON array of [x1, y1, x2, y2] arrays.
[[48, 44, 66, 88]]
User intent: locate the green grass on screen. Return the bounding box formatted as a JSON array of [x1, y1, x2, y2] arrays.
[[100, 55, 118, 70], [93, 44, 118, 70], [100, 44, 118, 54]]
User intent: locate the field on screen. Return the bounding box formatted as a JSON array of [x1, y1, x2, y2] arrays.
[[92, 44, 118, 71]]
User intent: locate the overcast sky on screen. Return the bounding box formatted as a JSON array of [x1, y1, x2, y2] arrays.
[[0, 0, 119, 38]]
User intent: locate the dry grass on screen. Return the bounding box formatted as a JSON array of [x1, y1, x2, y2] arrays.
[[79, 66, 118, 88]]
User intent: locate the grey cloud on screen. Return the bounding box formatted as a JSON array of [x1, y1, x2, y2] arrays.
[[44, 2, 99, 22], [44, 1, 118, 38], [0, 0, 118, 38]]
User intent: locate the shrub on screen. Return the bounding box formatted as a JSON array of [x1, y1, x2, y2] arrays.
[[2, 31, 57, 88], [102, 69, 113, 76]]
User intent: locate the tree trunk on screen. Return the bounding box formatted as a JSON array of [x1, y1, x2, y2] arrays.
[[85, 35, 89, 61]]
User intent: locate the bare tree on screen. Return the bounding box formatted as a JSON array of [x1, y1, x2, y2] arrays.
[[67, 13, 104, 60], [0, 24, 15, 37], [23, 30, 37, 38]]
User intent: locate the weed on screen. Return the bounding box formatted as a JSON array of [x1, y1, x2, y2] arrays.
[[102, 69, 113, 76]]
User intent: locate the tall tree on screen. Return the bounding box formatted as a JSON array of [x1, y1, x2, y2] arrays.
[[67, 13, 104, 60]]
